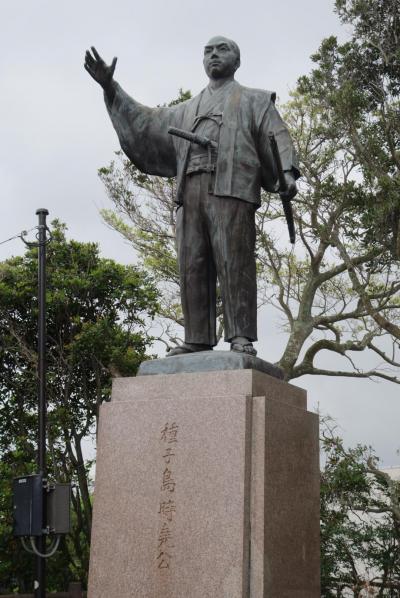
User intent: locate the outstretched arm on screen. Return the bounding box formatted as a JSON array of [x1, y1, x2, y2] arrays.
[[84, 46, 118, 103], [84, 45, 180, 177]]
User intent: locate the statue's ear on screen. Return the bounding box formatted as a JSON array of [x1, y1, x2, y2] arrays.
[[234, 58, 241, 72]]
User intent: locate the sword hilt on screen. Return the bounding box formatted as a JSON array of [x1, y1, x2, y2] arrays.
[[168, 126, 217, 149]]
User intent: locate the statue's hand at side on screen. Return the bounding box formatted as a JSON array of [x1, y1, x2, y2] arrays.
[[84, 46, 117, 93], [279, 171, 298, 201]]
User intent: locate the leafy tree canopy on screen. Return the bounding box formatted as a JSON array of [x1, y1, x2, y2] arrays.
[[0, 221, 159, 591], [321, 419, 400, 596]]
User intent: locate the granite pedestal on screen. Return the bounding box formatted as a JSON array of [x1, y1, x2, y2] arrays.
[[88, 355, 320, 597]]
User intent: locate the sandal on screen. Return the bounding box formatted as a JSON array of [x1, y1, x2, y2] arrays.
[[230, 341, 257, 356], [167, 343, 212, 357]]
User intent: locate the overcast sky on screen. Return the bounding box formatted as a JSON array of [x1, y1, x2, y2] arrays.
[[1, 0, 399, 466]]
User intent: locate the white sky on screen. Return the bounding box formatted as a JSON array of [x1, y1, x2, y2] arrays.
[[1, 0, 399, 466]]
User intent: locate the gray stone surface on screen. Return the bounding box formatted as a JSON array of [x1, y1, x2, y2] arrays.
[[138, 350, 284, 379], [251, 396, 320, 597], [89, 393, 252, 598], [88, 370, 320, 597], [113, 369, 306, 410]]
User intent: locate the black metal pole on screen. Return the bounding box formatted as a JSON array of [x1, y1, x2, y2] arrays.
[[35, 209, 48, 598]]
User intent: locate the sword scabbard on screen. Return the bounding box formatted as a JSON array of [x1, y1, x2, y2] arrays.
[[268, 132, 296, 244]]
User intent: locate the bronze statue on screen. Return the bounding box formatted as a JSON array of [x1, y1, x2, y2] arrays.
[[85, 36, 299, 356]]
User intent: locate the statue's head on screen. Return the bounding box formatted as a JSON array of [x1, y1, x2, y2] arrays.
[[203, 36, 241, 80]]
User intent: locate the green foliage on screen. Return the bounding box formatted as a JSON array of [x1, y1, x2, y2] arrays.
[[167, 88, 192, 106], [321, 422, 400, 595], [297, 0, 400, 257], [0, 222, 159, 591]]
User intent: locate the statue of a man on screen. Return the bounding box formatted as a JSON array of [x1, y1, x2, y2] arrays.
[[85, 36, 299, 356]]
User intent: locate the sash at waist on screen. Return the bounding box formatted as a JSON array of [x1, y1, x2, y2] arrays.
[[186, 150, 218, 174]]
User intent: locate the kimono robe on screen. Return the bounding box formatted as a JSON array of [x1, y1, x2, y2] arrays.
[[104, 79, 299, 345], [105, 79, 299, 207]]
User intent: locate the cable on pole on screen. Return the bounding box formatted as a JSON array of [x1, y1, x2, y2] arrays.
[[0, 226, 38, 247], [23, 536, 61, 559]]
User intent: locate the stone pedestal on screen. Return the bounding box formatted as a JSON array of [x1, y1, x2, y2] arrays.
[[88, 365, 320, 597]]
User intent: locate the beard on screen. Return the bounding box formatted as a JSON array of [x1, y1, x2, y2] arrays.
[[207, 62, 235, 79]]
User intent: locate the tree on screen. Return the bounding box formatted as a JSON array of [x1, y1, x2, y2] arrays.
[[320, 419, 400, 596], [0, 222, 159, 591], [296, 0, 400, 340], [253, 89, 400, 382], [100, 83, 400, 383]]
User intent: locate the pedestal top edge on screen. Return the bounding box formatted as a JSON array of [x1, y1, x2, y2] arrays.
[[137, 350, 284, 379], [111, 368, 307, 410]]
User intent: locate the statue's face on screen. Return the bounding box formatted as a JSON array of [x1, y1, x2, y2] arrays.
[[203, 36, 240, 80]]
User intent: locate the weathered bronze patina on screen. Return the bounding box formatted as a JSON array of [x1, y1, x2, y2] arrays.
[[85, 37, 299, 356]]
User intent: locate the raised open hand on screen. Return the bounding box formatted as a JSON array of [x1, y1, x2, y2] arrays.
[[84, 46, 117, 90]]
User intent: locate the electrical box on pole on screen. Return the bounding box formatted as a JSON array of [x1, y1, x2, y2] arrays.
[[13, 477, 72, 538], [47, 483, 71, 535], [13, 475, 44, 537]]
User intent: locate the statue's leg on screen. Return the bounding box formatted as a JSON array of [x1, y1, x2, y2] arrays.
[[205, 193, 257, 345], [175, 174, 217, 347]]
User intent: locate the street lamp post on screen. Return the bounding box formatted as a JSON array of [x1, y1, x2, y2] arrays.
[[35, 208, 49, 598]]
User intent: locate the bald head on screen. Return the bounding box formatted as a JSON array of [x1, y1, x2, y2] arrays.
[[203, 36, 241, 81], [205, 36, 241, 61]]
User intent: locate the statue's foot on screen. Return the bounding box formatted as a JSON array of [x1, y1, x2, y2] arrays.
[[167, 342, 212, 357], [230, 336, 257, 356]]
